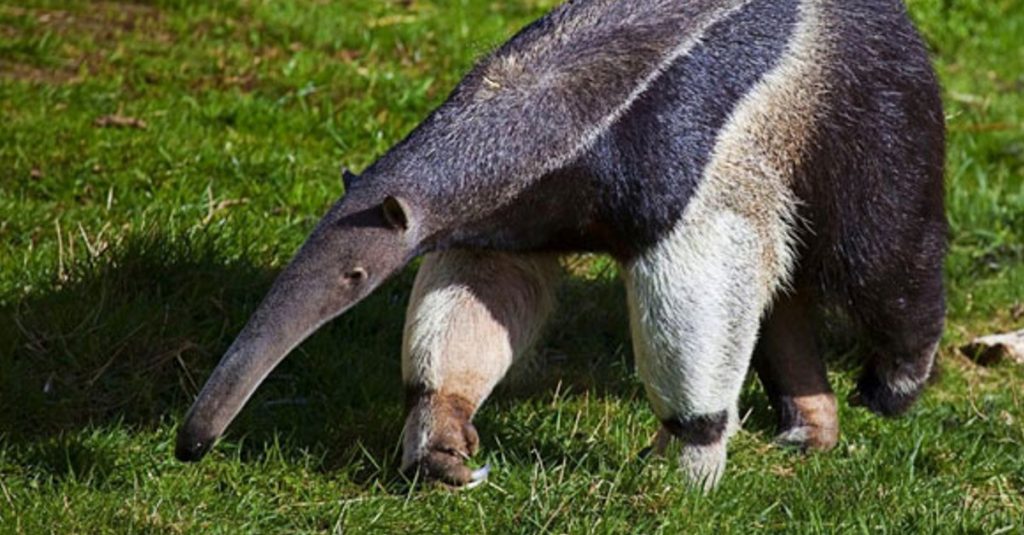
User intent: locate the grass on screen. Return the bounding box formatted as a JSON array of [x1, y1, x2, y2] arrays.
[[0, 0, 1021, 532]]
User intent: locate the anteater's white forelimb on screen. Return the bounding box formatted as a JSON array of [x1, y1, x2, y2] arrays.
[[400, 250, 561, 485], [625, 210, 770, 490]]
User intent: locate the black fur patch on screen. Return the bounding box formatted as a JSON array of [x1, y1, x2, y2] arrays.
[[854, 320, 941, 417], [585, 0, 800, 257], [791, 0, 947, 342], [854, 367, 924, 417], [661, 411, 729, 445]]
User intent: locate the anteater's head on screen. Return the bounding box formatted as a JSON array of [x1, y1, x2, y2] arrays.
[[175, 172, 425, 462]]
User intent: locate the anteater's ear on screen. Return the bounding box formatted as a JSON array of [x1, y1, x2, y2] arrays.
[[381, 195, 413, 231], [340, 167, 358, 191]]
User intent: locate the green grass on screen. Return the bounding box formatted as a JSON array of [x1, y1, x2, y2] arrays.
[[1, 0, 1022, 532]]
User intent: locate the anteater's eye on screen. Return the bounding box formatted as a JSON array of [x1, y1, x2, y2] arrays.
[[342, 268, 367, 284]]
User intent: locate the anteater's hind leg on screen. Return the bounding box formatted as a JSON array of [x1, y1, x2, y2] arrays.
[[401, 250, 561, 486], [849, 242, 946, 417], [753, 290, 838, 451], [625, 212, 777, 491]]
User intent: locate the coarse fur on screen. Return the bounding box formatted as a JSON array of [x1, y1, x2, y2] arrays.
[[177, 0, 947, 492]]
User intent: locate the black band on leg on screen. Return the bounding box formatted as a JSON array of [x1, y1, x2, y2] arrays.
[[661, 411, 728, 445]]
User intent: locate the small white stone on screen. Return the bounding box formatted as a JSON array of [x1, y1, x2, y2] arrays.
[[961, 329, 1024, 366]]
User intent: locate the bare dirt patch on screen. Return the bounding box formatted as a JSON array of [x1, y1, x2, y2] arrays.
[[1, 3, 167, 41], [0, 60, 80, 84], [0, 2, 172, 83]]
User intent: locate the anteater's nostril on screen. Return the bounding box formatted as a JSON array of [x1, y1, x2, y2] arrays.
[[174, 430, 213, 463], [343, 267, 367, 284]]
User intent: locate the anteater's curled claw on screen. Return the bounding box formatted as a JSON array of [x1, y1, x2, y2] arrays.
[[464, 463, 491, 489]]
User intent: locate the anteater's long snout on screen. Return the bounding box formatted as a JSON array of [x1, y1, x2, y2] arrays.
[[175, 333, 283, 462], [175, 271, 337, 463]]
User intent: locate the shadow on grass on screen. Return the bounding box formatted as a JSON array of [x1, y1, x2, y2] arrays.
[[0, 233, 636, 486], [0, 233, 398, 479], [0, 232, 865, 488]]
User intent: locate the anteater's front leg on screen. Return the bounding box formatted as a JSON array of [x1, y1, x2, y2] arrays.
[[625, 212, 774, 491], [401, 250, 560, 486]]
